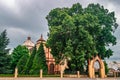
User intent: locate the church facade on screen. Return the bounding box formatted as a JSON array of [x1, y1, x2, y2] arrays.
[[23, 35, 60, 74]]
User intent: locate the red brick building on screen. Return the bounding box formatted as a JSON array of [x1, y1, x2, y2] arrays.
[[23, 35, 60, 74]]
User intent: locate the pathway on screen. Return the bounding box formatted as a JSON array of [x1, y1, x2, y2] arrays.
[[0, 77, 119, 80]]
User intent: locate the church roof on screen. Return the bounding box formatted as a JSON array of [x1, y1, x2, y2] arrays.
[[23, 36, 35, 47], [37, 34, 45, 42]]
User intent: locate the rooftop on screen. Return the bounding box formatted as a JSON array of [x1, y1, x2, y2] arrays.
[[37, 34, 45, 42], [23, 36, 35, 48]]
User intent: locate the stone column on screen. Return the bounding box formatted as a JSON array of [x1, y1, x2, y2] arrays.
[[114, 72, 116, 78], [88, 64, 92, 78], [14, 67, 18, 78], [60, 71, 63, 78], [77, 71, 80, 78], [100, 62, 105, 78], [92, 68, 95, 78], [40, 69, 43, 78]]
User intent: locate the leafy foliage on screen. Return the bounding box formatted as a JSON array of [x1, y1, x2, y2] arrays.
[[104, 61, 109, 74], [11, 45, 29, 73], [30, 43, 48, 74], [84, 3, 118, 59], [0, 30, 11, 74], [17, 53, 29, 74], [46, 3, 118, 72], [23, 46, 37, 74]]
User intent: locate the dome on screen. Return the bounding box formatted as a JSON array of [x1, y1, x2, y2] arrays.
[[23, 36, 35, 50]]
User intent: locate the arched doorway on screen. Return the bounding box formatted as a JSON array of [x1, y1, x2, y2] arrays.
[[88, 56, 105, 78], [94, 60, 100, 77], [50, 63, 54, 74]]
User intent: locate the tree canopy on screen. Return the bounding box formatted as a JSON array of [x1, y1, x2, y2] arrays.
[[46, 3, 118, 72], [23, 45, 37, 74], [30, 43, 48, 74], [17, 52, 29, 74], [11, 45, 29, 73], [0, 30, 11, 74]]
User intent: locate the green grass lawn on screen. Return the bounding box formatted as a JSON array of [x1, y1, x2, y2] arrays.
[[0, 74, 60, 77], [0, 74, 14, 77]]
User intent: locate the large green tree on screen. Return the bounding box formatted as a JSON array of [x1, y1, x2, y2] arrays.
[[46, 3, 118, 72], [30, 43, 48, 74], [11, 45, 29, 73], [17, 52, 29, 74], [0, 30, 11, 74], [23, 46, 37, 74], [84, 4, 118, 59]]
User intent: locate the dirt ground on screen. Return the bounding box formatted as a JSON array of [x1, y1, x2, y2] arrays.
[[0, 77, 119, 80]]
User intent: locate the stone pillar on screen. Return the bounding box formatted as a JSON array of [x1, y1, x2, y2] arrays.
[[14, 67, 18, 78], [114, 72, 116, 78], [40, 69, 43, 78], [60, 71, 63, 78], [89, 64, 92, 78], [77, 71, 80, 78], [89, 60, 95, 78], [92, 68, 95, 78], [100, 62, 105, 78]]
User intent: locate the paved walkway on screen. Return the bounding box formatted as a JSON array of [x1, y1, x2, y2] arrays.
[[0, 77, 119, 80]]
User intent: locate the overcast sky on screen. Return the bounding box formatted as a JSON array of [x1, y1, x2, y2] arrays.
[[0, 0, 120, 62]]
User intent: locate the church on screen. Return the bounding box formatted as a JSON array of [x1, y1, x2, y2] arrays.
[[23, 35, 60, 74]]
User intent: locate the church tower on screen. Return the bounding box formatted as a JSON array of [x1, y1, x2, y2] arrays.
[[36, 34, 46, 49], [36, 34, 55, 74], [23, 36, 35, 53]]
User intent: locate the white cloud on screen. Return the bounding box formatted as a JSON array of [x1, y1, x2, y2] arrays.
[[0, 0, 21, 17], [0, 0, 16, 9]]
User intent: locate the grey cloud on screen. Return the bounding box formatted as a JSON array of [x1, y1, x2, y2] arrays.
[[0, 0, 120, 62], [109, 0, 120, 5], [0, 0, 48, 33]]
